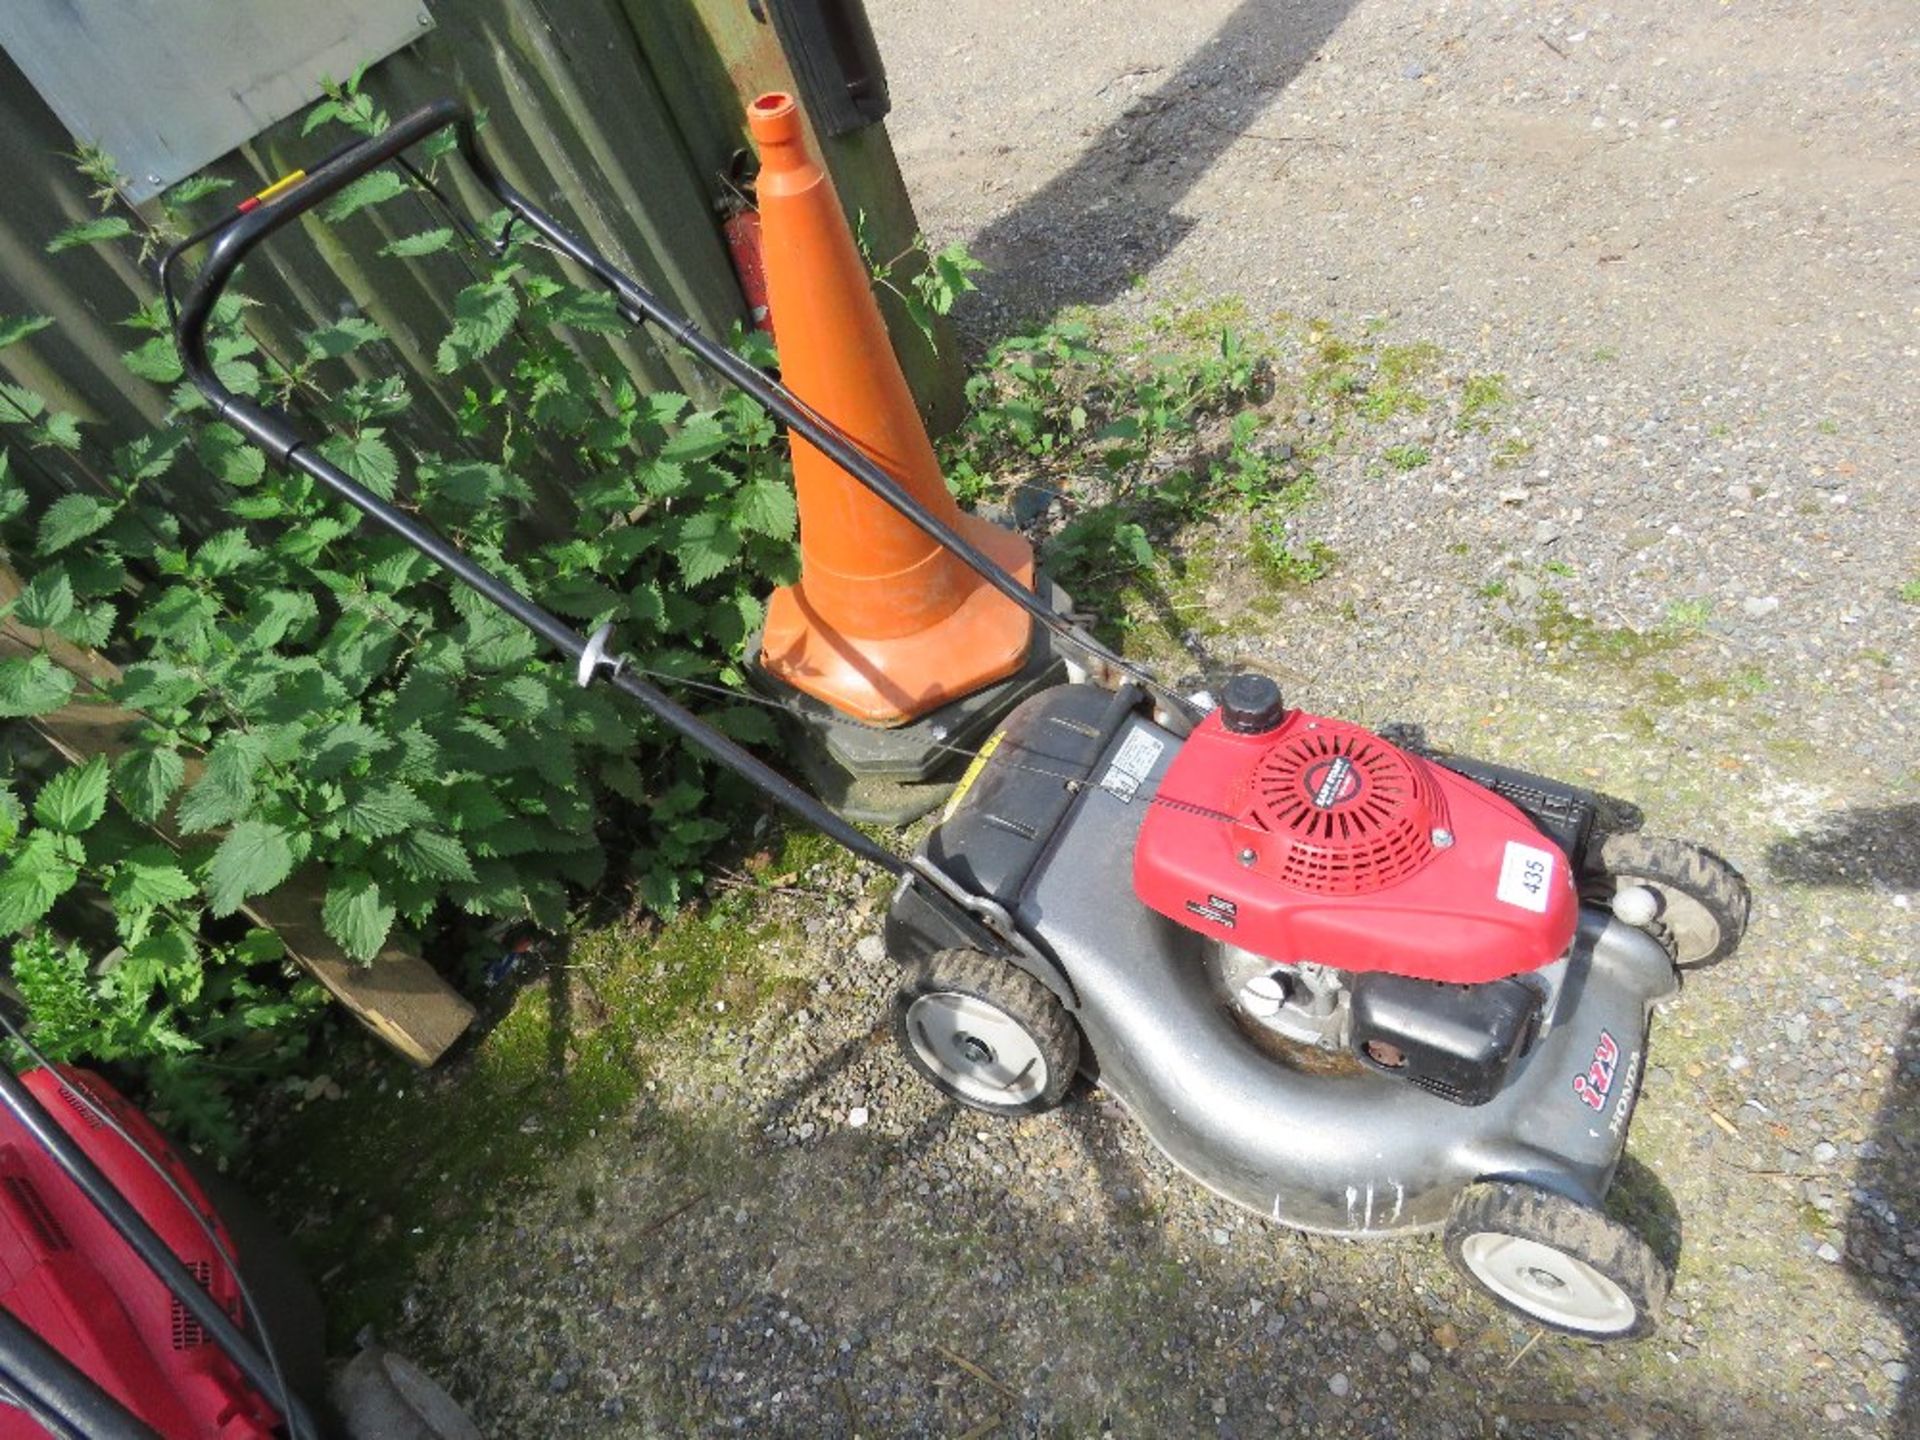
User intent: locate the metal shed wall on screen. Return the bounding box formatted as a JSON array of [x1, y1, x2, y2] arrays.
[[0, 0, 956, 517], [0, 1, 959, 1061]]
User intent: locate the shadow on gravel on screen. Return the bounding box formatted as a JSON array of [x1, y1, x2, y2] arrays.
[[1848, 1007, 1918, 1437], [757, 1031, 874, 1131], [1606, 1153, 1684, 1277], [423, 1071, 1864, 1439], [1764, 803, 1920, 890], [364, 948, 1866, 1438], [1058, 1096, 1149, 1229], [970, 0, 1357, 313]]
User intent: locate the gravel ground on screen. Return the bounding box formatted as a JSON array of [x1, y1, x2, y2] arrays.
[[354, 3, 1917, 1436]]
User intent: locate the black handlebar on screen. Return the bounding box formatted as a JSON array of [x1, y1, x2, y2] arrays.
[[170, 97, 1199, 891], [172, 98, 948, 889], [176, 99, 471, 463], [130, 96, 1198, 1440], [171, 99, 1199, 732]]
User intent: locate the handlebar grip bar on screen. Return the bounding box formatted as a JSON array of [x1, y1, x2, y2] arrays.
[[165, 97, 939, 881], [163, 88, 1200, 962], [175, 99, 476, 460], [169, 94, 1196, 771]]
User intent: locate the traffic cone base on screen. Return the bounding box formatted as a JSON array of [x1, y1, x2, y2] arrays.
[[760, 514, 1034, 726]]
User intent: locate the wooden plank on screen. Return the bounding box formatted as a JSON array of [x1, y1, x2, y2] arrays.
[[0, 565, 474, 1066], [242, 867, 476, 1069]]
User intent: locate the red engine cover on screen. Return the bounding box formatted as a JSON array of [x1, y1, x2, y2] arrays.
[[0, 1068, 279, 1440], [1134, 709, 1579, 981]]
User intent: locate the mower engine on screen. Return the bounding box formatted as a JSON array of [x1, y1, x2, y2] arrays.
[[1135, 676, 1588, 1106]]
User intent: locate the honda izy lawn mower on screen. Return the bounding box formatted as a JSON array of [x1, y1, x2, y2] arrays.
[[159, 99, 1747, 1349]]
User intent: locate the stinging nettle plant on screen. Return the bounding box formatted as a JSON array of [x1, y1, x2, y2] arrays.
[[939, 313, 1326, 619], [0, 77, 800, 1140], [0, 73, 1318, 1145]]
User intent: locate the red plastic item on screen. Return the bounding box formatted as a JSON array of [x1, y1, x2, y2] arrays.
[[1236, 724, 1449, 896], [1134, 710, 1579, 982], [0, 1067, 277, 1439]]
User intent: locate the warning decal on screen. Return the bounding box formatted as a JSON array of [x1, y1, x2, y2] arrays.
[[1100, 728, 1165, 803]]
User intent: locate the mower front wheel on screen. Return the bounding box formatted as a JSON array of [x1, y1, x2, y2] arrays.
[[1596, 832, 1750, 969], [1444, 1181, 1668, 1341], [893, 950, 1078, 1118]]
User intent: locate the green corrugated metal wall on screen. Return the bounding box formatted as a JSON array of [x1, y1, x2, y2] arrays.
[[0, 0, 956, 521]]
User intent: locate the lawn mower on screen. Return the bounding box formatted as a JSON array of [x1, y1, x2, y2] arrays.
[[0, 1022, 479, 1437], [153, 97, 1748, 1357]]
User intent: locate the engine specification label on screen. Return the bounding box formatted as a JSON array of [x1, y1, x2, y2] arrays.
[[1100, 728, 1165, 803], [1495, 840, 1557, 913]]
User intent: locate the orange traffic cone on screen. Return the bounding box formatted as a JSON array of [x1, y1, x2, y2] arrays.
[[747, 92, 1035, 726]]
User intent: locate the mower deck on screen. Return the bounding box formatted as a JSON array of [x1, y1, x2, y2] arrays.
[[890, 684, 1679, 1234]]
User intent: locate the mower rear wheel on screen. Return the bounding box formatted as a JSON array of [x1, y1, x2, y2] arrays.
[[1444, 1181, 1667, 1340], [893, 950, 1078, 1117], [1597, 832, 1749, 969]]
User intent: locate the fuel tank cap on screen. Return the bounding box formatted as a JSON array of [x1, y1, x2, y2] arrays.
[[1219, 673, 1285, 734]]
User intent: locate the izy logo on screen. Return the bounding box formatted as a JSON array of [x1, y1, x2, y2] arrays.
[[1572, 1030, 1620, 1112]]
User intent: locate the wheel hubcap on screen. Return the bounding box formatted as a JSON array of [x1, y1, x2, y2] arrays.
[[905, 992, 1048, 1106], [1458, 1232, 1637, 1334], [1615, 876, 1720, 964]]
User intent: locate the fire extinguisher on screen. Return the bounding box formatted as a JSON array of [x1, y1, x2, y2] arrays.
[[722, 204, 774, 338], [717, 153, 775, 338]]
